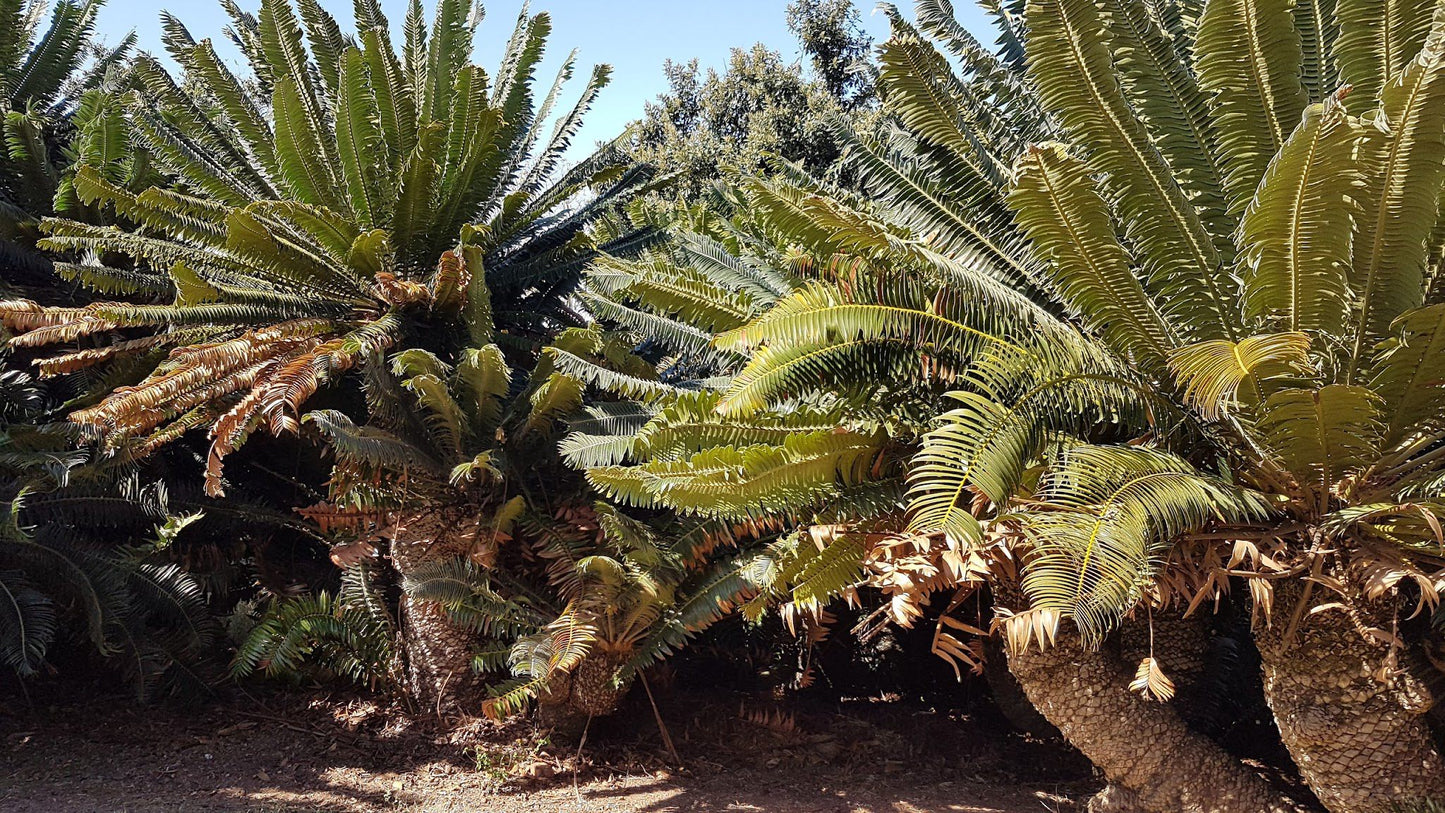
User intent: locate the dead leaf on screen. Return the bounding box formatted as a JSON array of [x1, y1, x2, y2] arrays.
[[1129, 657, 1176, 702], [329, 541, 377, 568]]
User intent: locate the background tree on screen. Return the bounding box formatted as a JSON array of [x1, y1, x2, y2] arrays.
[[786, 0, 877, 109], [629, 1, 876, 199]]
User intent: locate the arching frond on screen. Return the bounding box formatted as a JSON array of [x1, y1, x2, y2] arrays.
[[1367, 304, 1445, 444], [1348, 16, 1445, 366], [1258, 385, 1384, 498], [1027, 0, 1237, 340], [1168, 332, 1314, 420], [1239, 97, 1363, 336], [1194, 0, 1307, 213], [1333, 0, 1438, 111], [1007, 143, 1176, 366], [1014, 445, 1273, 646]]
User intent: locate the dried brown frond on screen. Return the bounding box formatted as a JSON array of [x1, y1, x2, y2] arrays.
[[372, 271, 431, 307], [737, 702, 799, 735], [686, 515, 789, 566], [1129, 656, 1177, 702], [205, 358, 292, 496], [0, 300, 92, 334], [132, 398, 237, 457], [74, 357, 272, 436], [7, 313, 119, 346], [169, 318, 334, 367], [329, 541, 378, 567], [862, 531, 998, 628], [258, 339, 348, 435], [35, 334, 174, 377], [997, 605, 1062, 655], [933, 613, 987, 678], [297, 502, 396, 534]]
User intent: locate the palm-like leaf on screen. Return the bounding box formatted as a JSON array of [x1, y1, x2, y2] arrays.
[[5, 0, 650, 495], [582, 0, 1445, 659]]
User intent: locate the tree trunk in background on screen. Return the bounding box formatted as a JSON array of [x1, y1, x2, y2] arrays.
[[1255, 577, 1445, 812], [1002, 616, 1298, 812], [387, 508, 485, 714]]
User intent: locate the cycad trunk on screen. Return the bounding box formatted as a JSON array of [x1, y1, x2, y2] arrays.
[[388, 508, 484, 713], [1000, 608, 1297, 812], [1255, 578, 1445, 812], [536, 652, 630, 737], [982, 637, 1059, 736]]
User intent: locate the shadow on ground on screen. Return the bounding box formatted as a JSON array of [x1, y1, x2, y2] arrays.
[[0, 681, 1096, 812]]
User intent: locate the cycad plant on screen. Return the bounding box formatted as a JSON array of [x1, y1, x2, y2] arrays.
[[0, 0, 652, 709], [1, 0, 136, 294], [241, 316, 760, 721], [576, 1, 1445, 809], [429, 501, 756, 730], [0, 355, 214, 696], [288, 313, 603, 706]]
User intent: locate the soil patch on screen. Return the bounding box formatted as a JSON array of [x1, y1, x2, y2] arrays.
[[0, 684, 1098, 812]]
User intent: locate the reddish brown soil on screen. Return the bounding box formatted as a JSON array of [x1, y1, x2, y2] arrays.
[[0, 686, 1098, 812]]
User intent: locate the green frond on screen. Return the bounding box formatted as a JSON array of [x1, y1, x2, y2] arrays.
[[0, 570, 56, 677], [621, 550, 762, 679], [1334, 0, 1438, 111], [455, 344, 511, 437], [557, 403, 655, 469], [1320, 500, 1445, 548], [1014, 445, 1273, 646], [1194, 0, 1307, 214], [6, 0, 102, 108], [335, 47, 390, 230], [542, 347, 677, 402], [1257, 385, 1384, 496], [401, 372, 468, 457], [1295, 0, 1341, 100], [558, 429, 639, 470], [789, 533, 868, 612], [1096, 0, 1232, 245], [712, 263, 1079, 415], [635, 392, 844, 462], [184, 38, 280, 181], [1168, 332, 1314, 420], [1007, 142, 1176, 366], [580, 289, 729, 362], [908, 390, 1030, 546], [1348, 16, 1445, 367], [230, 590, 394, 687], [1367, 304, 1445, 444], [1239, 97, 1363, 335], [303, 409, 445, 478], [402, 557, 545, 638], [673, 230, 796, 302], [272, 76, 344, 213], [1026, 0, 1237, 340], [831, 121, 1037, 292], [587, 431, 884, 521]]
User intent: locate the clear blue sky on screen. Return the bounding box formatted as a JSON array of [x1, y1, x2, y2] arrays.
[[94, 1, 991, 155]]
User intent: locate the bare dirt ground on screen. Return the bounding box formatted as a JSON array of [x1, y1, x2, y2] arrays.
[[0, 684, 1098, 812]]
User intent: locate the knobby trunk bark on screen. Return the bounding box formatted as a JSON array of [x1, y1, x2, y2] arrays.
[[1255, 576, 1445, 813], [983, 637, 1059, 736], [535, 652, 630, 737], [997, 595, 1298, 812], [386, 507, 485, 713]]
